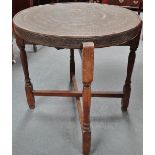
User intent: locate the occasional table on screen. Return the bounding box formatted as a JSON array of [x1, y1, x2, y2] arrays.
[[13, 3, 142, 155]]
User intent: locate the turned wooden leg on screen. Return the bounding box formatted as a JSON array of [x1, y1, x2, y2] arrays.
[[70, 49, 75, 81], [121, 34, 140, 111], [33, 44, 37, 52], [82, 42, 94, 155], [16, 36, 35, 109]]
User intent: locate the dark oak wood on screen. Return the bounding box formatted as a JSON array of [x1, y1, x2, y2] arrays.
[[13, 3, 142, 155], [82, 42, 94, 155], [121, 34, 141, 111], [92, 91, 123, 97], [33, 90, 123, 97], [16, 36, 35, 109]]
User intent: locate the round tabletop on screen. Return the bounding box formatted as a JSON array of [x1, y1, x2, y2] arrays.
[[13, 3, 142, 49]]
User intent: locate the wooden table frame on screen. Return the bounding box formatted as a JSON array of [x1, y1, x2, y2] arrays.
[[16, 31, 141, 155]]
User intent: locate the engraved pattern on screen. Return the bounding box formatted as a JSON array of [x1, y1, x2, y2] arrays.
[[14, 3, 141, 36], [13, 3, 142, 49]]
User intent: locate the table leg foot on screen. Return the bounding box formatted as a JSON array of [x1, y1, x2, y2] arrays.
[[121, 103, 128, 112], [82, 127, 91, 155], [121, 83, 131, 112], [25, 82, 35, 109]]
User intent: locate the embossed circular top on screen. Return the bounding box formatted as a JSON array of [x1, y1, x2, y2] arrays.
[[13, 3, 142, 48]]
